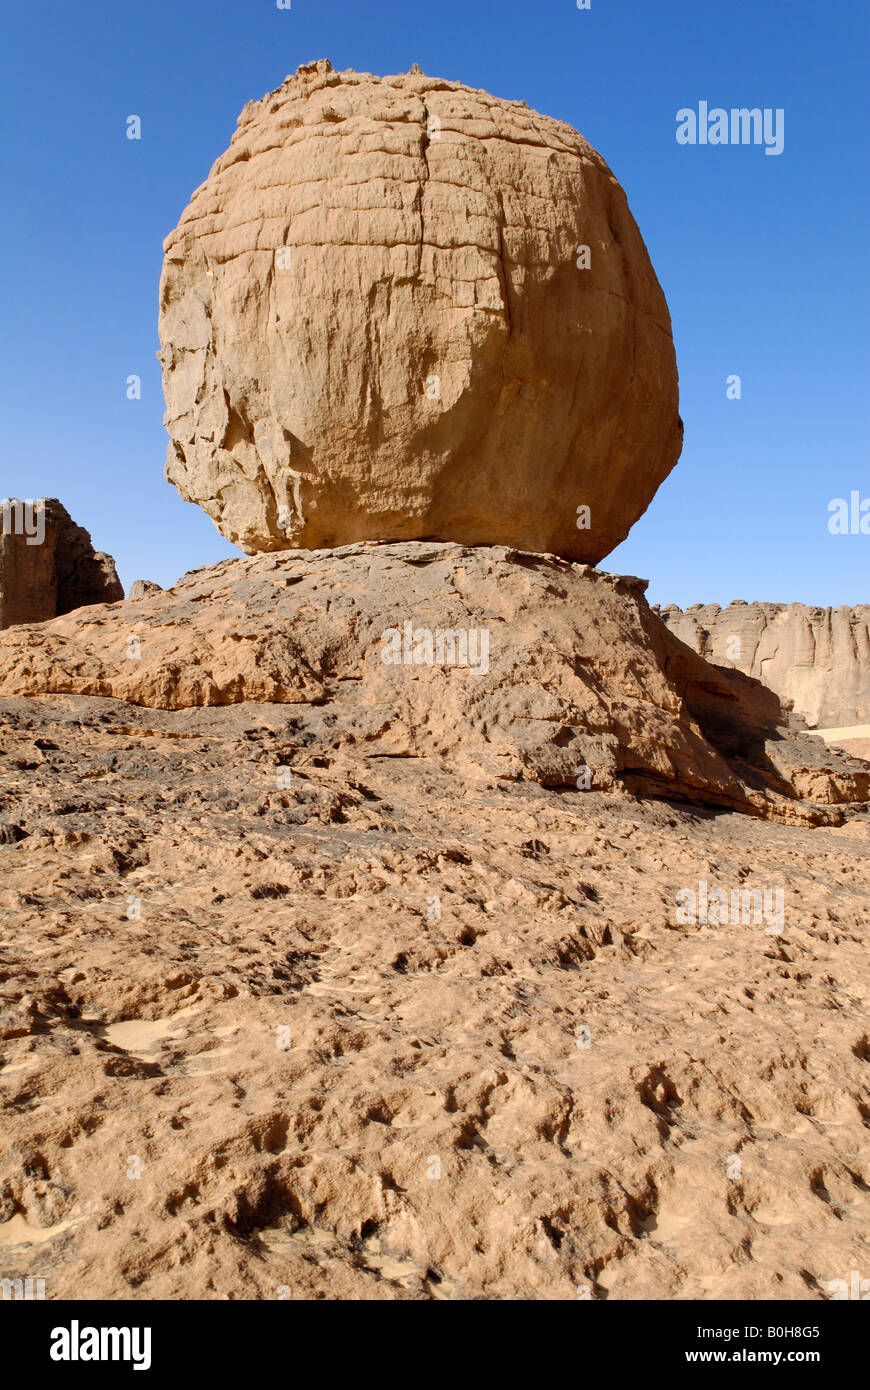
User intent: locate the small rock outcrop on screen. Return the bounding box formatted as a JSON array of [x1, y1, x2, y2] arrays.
[[159, 61, 681, 562], [128, 580, 163, 600], [0, 498, 123, 629], [656, 601, 870, 729]]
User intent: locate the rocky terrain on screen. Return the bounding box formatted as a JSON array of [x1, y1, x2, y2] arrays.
[[1, 684, 868, 1301], [0, 499, 123, 629], [0, 544, 864, 822], [1, 62, 867, 1303], [0, 548, 868, 1301]]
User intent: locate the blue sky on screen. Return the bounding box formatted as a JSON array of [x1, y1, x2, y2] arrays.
[[1, 0, 866, 605]]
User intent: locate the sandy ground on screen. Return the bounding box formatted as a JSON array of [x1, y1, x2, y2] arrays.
[[1, 693, 868, 1300]]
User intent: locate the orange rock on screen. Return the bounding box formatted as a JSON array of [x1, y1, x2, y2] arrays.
[[159, 62, 681, 561], [0, 542, 864, 819]]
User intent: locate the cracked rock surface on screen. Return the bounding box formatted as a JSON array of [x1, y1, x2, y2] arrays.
[[159, 60, 682, 561]]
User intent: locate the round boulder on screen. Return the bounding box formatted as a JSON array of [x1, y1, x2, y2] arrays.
[[159, 60, 682, 561]]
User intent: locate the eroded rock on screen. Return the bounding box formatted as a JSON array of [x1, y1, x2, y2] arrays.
[[159, 61, 681, 561], [0, 690, 867, 1299], [0, 542, 864, 821], [129, 580, 163, 601], [0, 498, 123, 629], [656, 601, 870, 729]]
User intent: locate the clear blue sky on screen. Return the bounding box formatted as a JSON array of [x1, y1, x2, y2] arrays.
[[1, 0, 867, 605]]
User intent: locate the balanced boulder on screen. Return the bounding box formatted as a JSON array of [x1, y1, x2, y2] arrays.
[[159, 61, 681, 561]]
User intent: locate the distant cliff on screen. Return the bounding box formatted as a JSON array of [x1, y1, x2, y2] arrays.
[[655, 601, 870, 729]]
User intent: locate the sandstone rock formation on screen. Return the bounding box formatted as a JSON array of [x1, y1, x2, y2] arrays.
[[159, 61, 681, 562], [5, 55, 868, 1309], [0, 499, 123, 629], [128, 580, 163, 600], [0, 544, 865, 823], [656, 601, 870, 729]]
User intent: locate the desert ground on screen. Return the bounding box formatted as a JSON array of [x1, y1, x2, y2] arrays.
[[1, 676, 868, 1300]]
